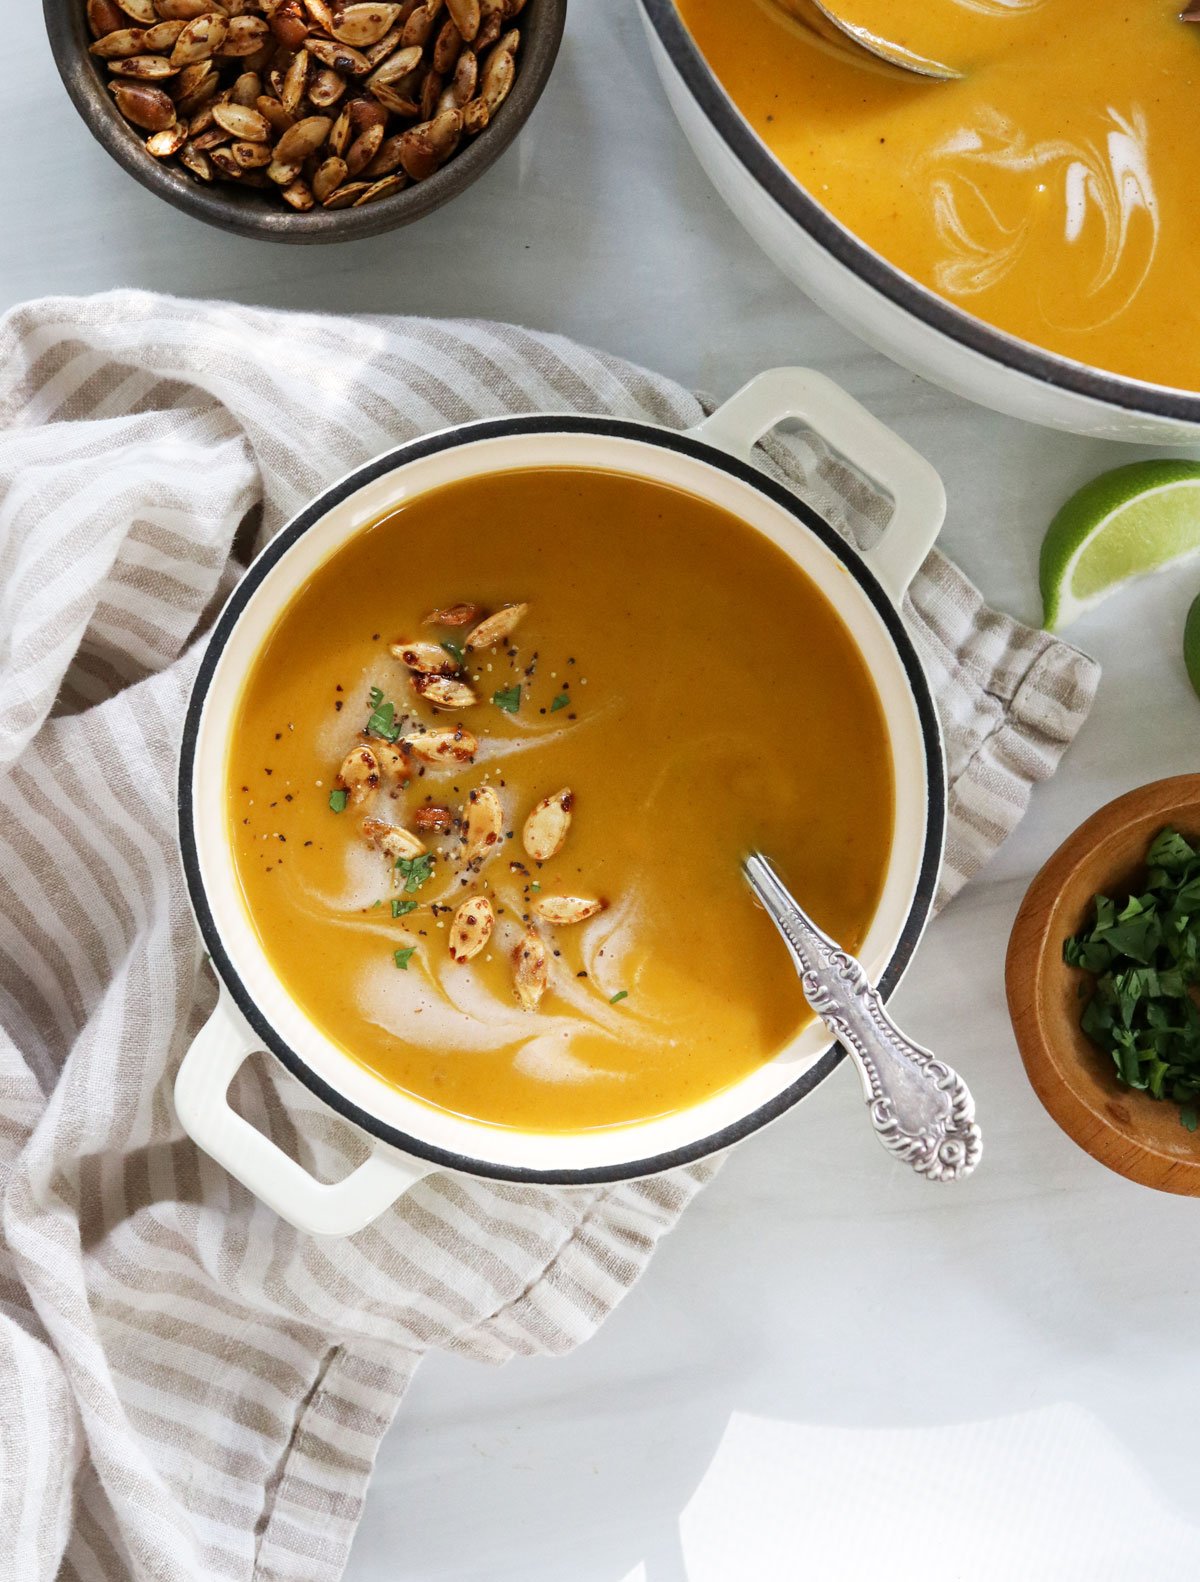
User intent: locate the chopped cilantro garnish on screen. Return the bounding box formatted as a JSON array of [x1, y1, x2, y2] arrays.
[[396, 852, 435, 893], [530, 881, 541, 892], [440, 639, 465, 664], [368, 686, 384, 709], [609, 990, 628, 1005], [492, 683, 522, 714], [550, 692, 570, 712], [328, 788, 349, 813], [1065, 827, 1200, 1128], [393, 946, 416, 970], [366, 697, 401, 743], [391, 898, 417, 918]]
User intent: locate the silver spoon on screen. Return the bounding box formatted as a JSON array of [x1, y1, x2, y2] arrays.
[[744, 853, 981, 1181], [772, 0, 962, 81]]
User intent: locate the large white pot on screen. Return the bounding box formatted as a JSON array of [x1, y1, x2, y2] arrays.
[[639, 0, 1200, 445], [175, 369, 947, 1235]]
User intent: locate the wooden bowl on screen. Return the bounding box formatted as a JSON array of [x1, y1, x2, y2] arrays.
[[43, 0, 566, 244], [1007, 775, 1200, 1194]]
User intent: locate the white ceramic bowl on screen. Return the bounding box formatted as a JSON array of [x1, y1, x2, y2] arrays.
[[639, 1, 1200, 445], [175, 368, 947, 1235]]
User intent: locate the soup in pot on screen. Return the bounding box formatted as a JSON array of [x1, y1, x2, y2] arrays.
[[226, 466, 895, 1133], [676, 0, 1200, 392]]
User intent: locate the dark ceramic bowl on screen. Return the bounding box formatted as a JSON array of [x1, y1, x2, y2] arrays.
[[44, 0, 566, 243]]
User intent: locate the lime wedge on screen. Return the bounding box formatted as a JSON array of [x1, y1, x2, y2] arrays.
[[1040, 460, 1200, 631], [1185, 591, 1200, 702]]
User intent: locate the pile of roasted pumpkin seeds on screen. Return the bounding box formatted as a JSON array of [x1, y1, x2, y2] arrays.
[[85, 0, 524, 211]]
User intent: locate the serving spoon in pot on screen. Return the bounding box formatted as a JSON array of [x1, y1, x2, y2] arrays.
[[744, 852, 981, 1181], [770, 0, 962, 81]]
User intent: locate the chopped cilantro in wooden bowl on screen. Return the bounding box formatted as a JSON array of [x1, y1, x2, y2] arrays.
[[1064, 829, 1200, 1130], [1006, 776, 1200, 1195]]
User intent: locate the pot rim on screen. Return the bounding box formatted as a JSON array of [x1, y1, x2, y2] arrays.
[[178, 412, 945, 1184], [639, 0, 1200, 428]]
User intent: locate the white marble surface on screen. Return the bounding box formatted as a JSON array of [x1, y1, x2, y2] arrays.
[[11, 1, 1200, 1577]]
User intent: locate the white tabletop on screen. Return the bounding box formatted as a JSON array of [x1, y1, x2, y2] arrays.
[[12, 2, 1200, 1578]]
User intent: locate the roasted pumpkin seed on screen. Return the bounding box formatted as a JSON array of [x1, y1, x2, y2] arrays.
[[308, 66, 347, 108], [151, 0, 217, 18], [212, 100, 271, 139], [479, 29, 516, 114], [209, 146, 244, 179], [345, 121, 385, 175], [218, 15, 270, 54], [311, 154, 349, 201], [464, 785, 504, 866], [466, 602, 527, 650], [413, 803, 454, 834], [89, 27, 151, 58], [438, 48, 476, 109], [413, 674, 477, 711], [362, 132, 406, 177], [512, 928, 548, 1011], [178, 141, 214, 179], [108, 53, 179, 78], [146, 122, 189, 156], [354, 172, 408, 202], [336, 744, 381, 804], [322, 179, 373, 206], [274, 113, 331, 162], [398, 105, 460, 179], [108, 80, 177, 130], [255, 93, 294, 134], [281, 177, 315, 208], [391, 638, 458, 675], [306, 34, 371, 73], [170, 13, 229, 65], [446, 0, 481, 41], [522, 788, 573, 862], [230, 69, 262, 106], [267, 0, 309, 47], [332, 2, 402, 46], [424, 601, 481, 627], [362, 816, 426, 861], [374, 742, 413, 785], [401, 727, 477, 764], [449, 895, 494, 962], [368, 80, 419, 115], [532, 895, 606, 926], [88, 0, 127, 36], [231, 138, 273, 167]]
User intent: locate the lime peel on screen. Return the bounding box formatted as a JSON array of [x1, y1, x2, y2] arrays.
[[1185, 592, 1200, 702], [1040, 460, 1200, 631]]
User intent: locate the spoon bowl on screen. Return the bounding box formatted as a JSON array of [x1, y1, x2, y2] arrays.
[[771, 0, 962, 81]]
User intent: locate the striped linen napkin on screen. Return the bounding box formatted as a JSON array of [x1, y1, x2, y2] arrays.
[[0, 292, 1098, 1582]]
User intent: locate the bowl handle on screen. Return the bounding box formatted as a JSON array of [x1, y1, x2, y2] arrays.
[[175, 988, 432, 1237], [687, 368, 946, 604]]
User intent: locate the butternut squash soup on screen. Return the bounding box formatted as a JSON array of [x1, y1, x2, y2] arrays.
[[227, 467, 894, 1133], [676, 0, 1200, 391]]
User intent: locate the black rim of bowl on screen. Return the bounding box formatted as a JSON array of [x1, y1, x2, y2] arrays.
[[639, 0, 1200, 428], [178, 413, 946, 1186], [44, 0, 567, 243]]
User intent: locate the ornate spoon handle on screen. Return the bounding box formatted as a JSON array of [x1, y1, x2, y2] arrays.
[[744, 853, 981, 1181]]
